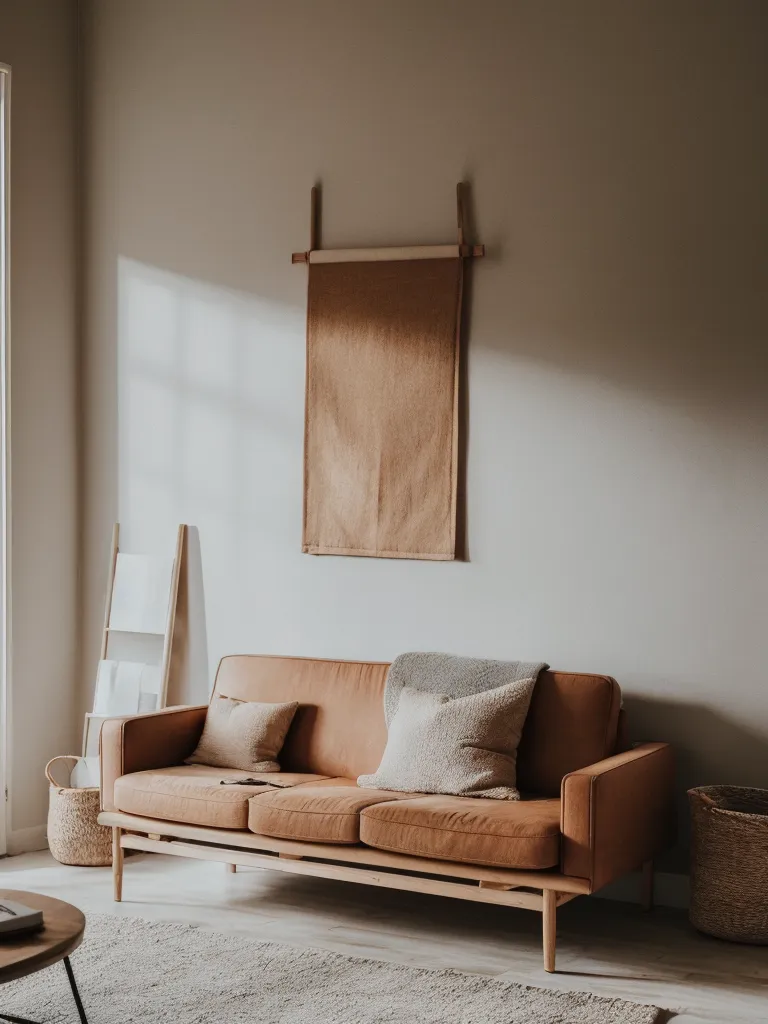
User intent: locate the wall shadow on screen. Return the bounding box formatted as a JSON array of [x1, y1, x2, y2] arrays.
[[622, 694, 768, 872]]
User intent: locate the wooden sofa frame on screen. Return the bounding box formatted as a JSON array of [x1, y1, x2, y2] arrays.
[[101, 809, 654, 973]]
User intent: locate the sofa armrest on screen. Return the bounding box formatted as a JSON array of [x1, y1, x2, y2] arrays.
[[100, 705, 208, 811], [561, 742, 676, 891]]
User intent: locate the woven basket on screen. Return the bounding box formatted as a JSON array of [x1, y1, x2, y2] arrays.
[[688, 785, 768, 944], [46, 756, 112, 867]]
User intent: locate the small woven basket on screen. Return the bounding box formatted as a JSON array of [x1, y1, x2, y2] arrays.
[[688, 785, 768, 944], [46, 756, 112, 867]]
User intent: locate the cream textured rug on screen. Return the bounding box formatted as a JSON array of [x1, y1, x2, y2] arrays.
[[1, 914, 664, 1023]]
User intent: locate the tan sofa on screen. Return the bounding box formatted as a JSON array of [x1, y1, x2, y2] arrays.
[[99, 655, 676, 972]]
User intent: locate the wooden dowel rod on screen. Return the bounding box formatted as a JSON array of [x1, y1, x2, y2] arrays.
[[291, 243, 484, 265], [457, 182, 465, 247]]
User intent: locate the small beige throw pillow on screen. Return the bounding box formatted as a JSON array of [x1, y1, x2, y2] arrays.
[[358, 680, 535, 799], [186, 696, 298, 773]]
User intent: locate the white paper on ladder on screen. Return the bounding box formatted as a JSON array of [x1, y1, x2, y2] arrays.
[[113, 661, 143, 713], [92, 660, 117, 715], [109, 553, 174, 634], [93, 659, 160, 715], [138, 663, 161, 712]]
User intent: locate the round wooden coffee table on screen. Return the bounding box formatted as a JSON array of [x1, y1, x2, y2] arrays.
[[0, 891, 88, 1024]]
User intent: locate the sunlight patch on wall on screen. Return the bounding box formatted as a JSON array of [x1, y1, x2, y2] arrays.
[[117, 257, 306, 681]]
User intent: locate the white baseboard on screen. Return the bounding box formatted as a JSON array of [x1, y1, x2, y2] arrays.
[[7, 824, 48, 856], [595, 869, 690, 910]]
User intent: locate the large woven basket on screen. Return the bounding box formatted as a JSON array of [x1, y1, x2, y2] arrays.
[[688, 785, 768, 944], [46, 756, 112, 867]]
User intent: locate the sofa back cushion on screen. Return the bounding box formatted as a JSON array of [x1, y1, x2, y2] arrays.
[[213, 655, 389, 779], [516, 671, 622, 795], [213, 657, 621, 791]]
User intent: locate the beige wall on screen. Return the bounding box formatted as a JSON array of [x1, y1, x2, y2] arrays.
[[80, 0, 768, 870], [0, 0, 80, 840]]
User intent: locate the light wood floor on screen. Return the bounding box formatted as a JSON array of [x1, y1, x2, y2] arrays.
[[1, 851, 765, 1022]]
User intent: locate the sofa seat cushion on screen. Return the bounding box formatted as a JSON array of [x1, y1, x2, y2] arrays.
[[359, 795, 561, 870], [113, 765, 331, 830], [248, 781, 417, 844]]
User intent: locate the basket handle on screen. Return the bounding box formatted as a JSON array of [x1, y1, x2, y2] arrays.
[[692, 790, 718, 808], [45, 755, 81, 787]]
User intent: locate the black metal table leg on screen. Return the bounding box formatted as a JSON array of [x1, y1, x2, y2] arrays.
[[0, 955, 88, 1024], [63, 957, 88, 1024]]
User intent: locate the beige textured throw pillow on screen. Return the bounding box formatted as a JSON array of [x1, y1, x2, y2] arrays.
[[357, 680, 535, 799], [185, 696, 298, 772]]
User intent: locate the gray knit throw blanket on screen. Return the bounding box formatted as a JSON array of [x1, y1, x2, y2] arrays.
[[383, 652, 549, 725]]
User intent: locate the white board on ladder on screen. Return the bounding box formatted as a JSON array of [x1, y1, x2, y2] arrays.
[[82, 523, 186, 759]]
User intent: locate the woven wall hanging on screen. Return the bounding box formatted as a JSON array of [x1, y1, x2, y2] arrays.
[[293, 184, 483, 560]]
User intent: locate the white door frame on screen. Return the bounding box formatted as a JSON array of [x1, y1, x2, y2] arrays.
[[0, 62, 12, 857]]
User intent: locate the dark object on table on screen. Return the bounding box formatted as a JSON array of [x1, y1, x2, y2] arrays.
[[688, 785, 768, 944], [0, 901, 43, 938]]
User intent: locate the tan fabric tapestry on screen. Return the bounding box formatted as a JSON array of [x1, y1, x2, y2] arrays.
[[303, 257, 463, 560]]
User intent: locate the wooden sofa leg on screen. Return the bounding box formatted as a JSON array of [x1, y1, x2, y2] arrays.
[[542, 890, 557, 973], [226, 863, 237, 874], [112, 827, 123, 902], [641, 859, 654, 911]]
